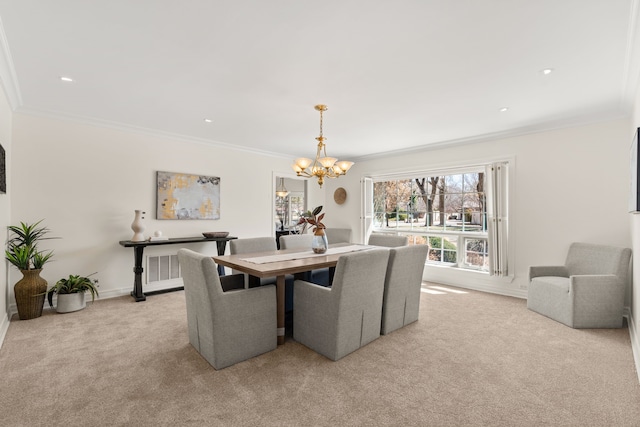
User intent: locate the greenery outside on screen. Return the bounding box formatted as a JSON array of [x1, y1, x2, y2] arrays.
[[373, 171, 489, 271]]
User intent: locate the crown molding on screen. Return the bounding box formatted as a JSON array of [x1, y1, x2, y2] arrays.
[[15, 107, 292, 161], [351, 110, 629, 162]]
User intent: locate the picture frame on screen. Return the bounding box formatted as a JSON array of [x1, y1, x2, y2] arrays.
[[0, 144, 5, 194], [629, 127, 640, 213], [156, 171, 220, 220]]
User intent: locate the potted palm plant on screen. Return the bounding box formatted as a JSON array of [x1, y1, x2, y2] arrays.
[[46, 273, 99, 313], [5, 220, 55, 320]]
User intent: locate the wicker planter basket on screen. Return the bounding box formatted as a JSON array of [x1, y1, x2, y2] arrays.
[[14, 269, 47, 320]]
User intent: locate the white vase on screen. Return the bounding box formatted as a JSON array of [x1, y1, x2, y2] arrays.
[[131, 210, 146, 242], [56, 293, 86, 313]]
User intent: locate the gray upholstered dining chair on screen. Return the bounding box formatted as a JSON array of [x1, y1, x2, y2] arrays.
[[230, 237, 278, 287], [324, 227, 352, 244], [230, 236, 295, 310], [368, 233, 409, 248], [279, 234, 331, 286], [293, 248, 390, 361], [279, 233, 313, 250], [177, 249, 277, 370], [527, 242, 631, 328], [381, 244, 429, 335]]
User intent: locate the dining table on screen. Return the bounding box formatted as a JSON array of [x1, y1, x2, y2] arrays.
[[212, 243, 373, 345]]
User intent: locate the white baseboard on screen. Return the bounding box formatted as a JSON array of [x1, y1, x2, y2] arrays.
[[424, 265, 528, 299], [627, 309, 640, 384], [0, 313, 9, 350]]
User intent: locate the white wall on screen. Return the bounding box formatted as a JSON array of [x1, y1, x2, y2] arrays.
[[324, 118, 632, 298], [7, 113, 306, 312], [0, 84, 11, 345], [631, 78, 640, 381]]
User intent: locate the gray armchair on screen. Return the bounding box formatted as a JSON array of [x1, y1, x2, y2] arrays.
[[527, 242, 631, 328], [381, 245, 429, 335], [293, 248, 390, 361], [368, 233, 409, 248], [177, 249, 276, 369]]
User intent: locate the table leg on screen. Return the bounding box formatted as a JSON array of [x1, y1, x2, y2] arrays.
[[131, 246, 146, 302], [276, 275, 285, 345]]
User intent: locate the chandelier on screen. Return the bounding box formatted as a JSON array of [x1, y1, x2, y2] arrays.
[[275, 177, 289, 198], [292, 104, 354, 188]]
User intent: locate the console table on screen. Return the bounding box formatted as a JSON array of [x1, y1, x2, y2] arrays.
[[119, 236, 237, 302]]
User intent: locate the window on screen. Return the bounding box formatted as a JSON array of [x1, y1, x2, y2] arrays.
[[368, 162, 508, 275]]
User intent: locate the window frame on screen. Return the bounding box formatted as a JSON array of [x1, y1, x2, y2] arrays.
[[365, 160, 510, 275]]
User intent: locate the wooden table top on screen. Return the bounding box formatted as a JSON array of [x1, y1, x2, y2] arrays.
[[212, 244, 368, 278]]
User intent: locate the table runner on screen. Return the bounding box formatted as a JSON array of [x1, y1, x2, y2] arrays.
[[240, 244, 373, 264]]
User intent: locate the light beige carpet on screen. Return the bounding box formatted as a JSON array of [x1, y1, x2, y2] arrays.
[[1, 283, 639, 427]]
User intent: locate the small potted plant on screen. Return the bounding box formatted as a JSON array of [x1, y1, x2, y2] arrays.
[[46, 273, 99, 313], [304, 206, 328, 254]]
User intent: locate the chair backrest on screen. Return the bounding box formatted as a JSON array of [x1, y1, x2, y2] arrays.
[[325, 228, 352, 244], [229, 237, 278, 280], [381, 244, 429, 334], [329, 248, 390, 355], [564, 243, 631, 283], [230, 237, 276, 254], [177, 248, 223, 353], [279, 233, 313, 250], [368, 233, 409, 248]]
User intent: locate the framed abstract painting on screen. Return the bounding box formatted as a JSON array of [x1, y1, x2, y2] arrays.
[[156, 171, 220, 220]]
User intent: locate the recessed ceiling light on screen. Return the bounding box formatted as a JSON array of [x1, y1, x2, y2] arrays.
[[203, 118, 212, 123], [59, 76, 74, 82], [541, 68, 554, 75], [499, 107, 509, 112]]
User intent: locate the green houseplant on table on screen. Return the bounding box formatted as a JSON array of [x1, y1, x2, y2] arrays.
[[5, 220, 55, 320], [46, 273, 99, 313], [304, 206, 328, 254]]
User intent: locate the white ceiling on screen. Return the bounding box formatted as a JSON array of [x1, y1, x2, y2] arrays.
[[0, 1, 638, 161]]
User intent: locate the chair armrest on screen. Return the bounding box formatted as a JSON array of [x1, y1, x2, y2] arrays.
[[294, 279, 333, 323], [570, 274, 623, 295], [219, 273, 246, 292], [217, 284, 276, 319], [570, 275, 626, 327], [295, 279, 332, 302], [529, 265, 568, 281]]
